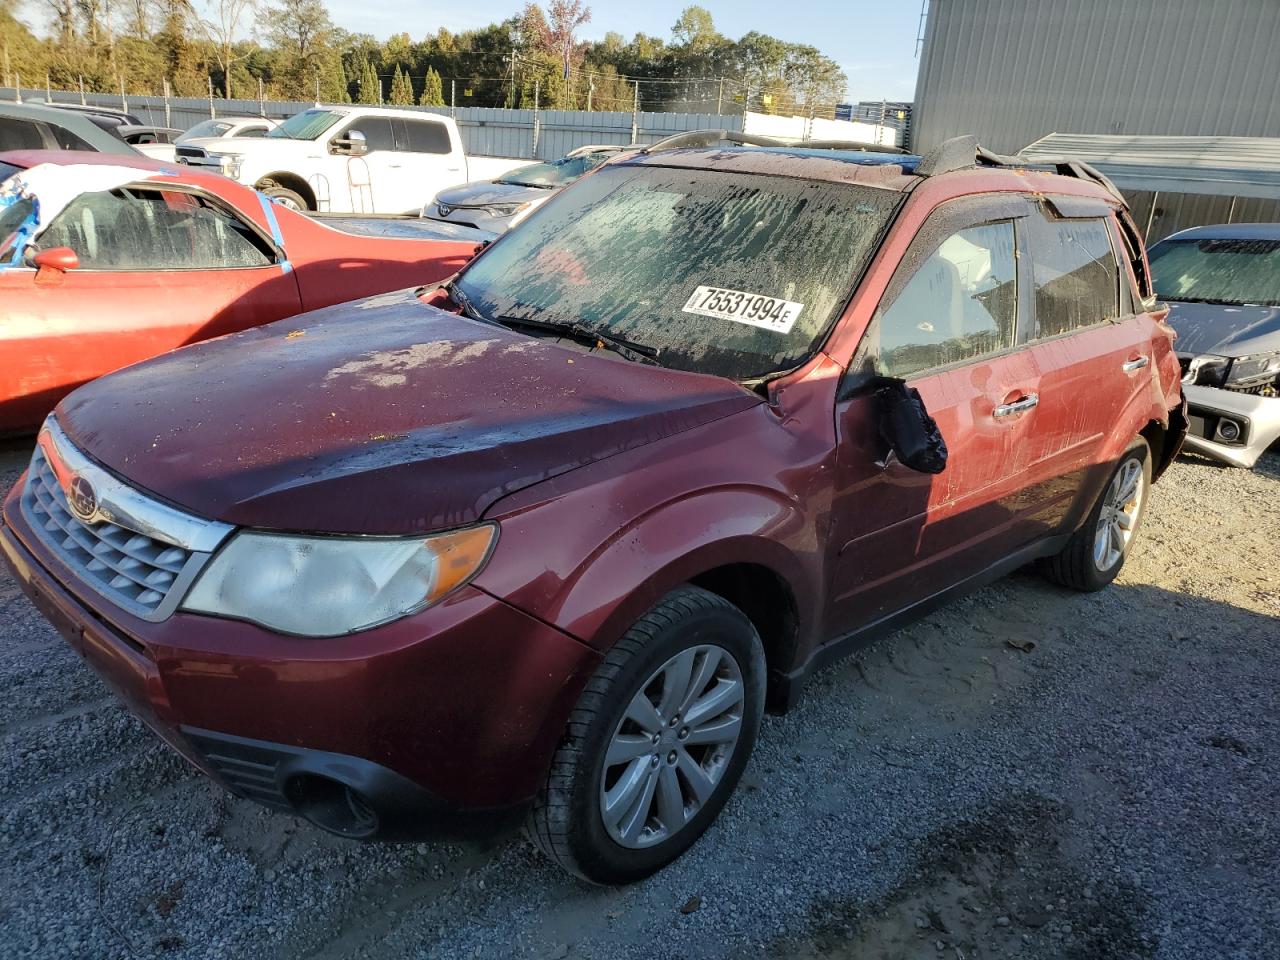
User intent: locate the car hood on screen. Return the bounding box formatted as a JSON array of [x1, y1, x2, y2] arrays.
[[1165, 300, 1280, 357], [434, 181, 549, 208], [55, 291, 760, 535], [195, 136, 304, 158]]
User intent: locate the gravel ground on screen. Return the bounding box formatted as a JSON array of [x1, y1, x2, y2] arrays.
[[0, 439, 1276, 960]]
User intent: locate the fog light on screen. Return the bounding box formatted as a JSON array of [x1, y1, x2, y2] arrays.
[[1217, 419, 1241, 442]]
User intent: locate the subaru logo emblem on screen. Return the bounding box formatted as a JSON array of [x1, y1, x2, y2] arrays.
[[67, 473, 99, 523]]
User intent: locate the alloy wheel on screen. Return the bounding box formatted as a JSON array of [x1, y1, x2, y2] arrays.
[[599, 644, 745, 849], [1094, 457, 1145, 571]]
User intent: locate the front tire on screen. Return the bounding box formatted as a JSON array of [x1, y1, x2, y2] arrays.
[[527, 586, 766, 884], [258, 181, 309, 212], [1043, 438, 1151, 592]]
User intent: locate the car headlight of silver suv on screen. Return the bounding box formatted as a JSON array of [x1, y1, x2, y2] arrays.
[[181, 525, 497, 636], [485, 202, 531, 218], [1226, 351, 1280, 387]]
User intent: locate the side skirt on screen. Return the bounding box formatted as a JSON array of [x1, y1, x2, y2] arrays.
[[768, 533, 1071, 713]]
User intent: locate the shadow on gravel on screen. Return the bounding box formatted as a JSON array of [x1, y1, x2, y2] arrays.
[[762, 794, 1153, 960]]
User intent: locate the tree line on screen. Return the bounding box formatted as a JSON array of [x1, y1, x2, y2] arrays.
[[0, 1, 849, 116]]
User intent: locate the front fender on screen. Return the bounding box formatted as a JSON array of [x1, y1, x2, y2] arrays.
[[476, 483, 819, 657]]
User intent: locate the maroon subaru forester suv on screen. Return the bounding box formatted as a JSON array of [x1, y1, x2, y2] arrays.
[[2, 134, 1185, 883]]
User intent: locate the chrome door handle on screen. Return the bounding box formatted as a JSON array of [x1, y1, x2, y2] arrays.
[[1122, 356, 1149, 372], [993, 394, 1039, 418]]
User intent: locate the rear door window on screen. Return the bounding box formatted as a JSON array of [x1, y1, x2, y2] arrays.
[[398, 119, 452, 154], [1026, 213, 1119, 337], [862, 221, 1020, 379]]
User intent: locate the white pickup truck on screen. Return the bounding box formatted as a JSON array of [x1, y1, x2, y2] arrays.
[[175, 105, 534, 215]]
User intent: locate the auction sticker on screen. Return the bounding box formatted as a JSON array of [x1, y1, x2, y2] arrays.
[[682, 285, 803, 334]]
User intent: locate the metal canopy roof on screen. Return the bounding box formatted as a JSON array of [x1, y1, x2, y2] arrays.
[[1019, 133, 1280, 200]]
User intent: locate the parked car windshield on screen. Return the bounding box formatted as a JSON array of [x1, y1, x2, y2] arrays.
[[457, 164, 900, 380], [269, 109, 343, 141], [181, 119, 235, 140], [496, 152, 617, 188], [1149, 237, 1280, 306]]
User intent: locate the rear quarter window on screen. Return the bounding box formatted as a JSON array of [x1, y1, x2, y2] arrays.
[[1026, 213, 1119, 337]]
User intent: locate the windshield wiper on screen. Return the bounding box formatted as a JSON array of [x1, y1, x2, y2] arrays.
[[496, 315, 661, 364], [444, 279, 501, 327]]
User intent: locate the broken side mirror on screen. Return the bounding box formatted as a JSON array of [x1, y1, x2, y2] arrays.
[[31, 247, 80, 273], [873, 378, 948, 474]]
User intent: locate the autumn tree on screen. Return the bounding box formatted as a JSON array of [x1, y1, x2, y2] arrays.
[[388, 63, 413, 105], [194, 0, 257, 99], [419, 64, 443, 106]]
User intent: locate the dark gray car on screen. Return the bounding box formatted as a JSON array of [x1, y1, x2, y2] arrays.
[[1149, 222, 1280, 467], [0, 103, 140, 156]]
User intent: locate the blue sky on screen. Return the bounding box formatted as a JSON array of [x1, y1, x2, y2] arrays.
[[325, 0, 925, 103]]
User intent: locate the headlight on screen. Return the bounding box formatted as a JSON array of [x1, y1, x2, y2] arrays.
[[217, 154, 243, 179], [182, 524, 497, 636], [1226, 352, 1280, 387], [486, 202, 530, 218]]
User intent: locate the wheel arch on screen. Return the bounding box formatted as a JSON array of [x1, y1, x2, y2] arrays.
[[517, 485, 820, 696]]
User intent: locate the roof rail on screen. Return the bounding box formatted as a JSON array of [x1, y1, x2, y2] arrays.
[[915, 135, 1128, 205], [641, 128, 909, 156]]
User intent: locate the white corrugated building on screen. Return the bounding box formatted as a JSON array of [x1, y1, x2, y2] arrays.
[[911, 0, 1280, 240]]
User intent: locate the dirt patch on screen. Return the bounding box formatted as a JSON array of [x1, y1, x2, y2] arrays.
[[768, 795, 1153, 960]]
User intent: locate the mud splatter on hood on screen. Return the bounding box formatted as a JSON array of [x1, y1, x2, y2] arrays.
[[56, 292, 761, 534]]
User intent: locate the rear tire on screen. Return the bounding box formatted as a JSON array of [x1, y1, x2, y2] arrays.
[[1042, 438, 1151, 592], [527, 586, 765, 884]]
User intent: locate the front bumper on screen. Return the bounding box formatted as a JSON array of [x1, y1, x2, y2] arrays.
[[2, 481, 601, 838], [1181, 384, 1280, 468]]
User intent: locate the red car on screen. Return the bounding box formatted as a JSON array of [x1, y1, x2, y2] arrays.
[[2, 134, 1185, 884], [0, 150, 482, 435]]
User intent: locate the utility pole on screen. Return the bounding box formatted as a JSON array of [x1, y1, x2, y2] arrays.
[[45, 72, 51, 102], [631, 80, 639, 143], [876, 98, 886, 146], [79, 75, 86, 105], [450, 78, 456, 118], [315, 72, 321, 106], [716, 78, 723, 115], [258, 76, 265, 116], [532, 78, 540, 156], [120, 75, 127, 113], [163, 77, 172, 127], [587, 77, 594, 112]]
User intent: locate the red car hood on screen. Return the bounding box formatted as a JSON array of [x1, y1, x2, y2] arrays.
[[54, 291, 759, 534]]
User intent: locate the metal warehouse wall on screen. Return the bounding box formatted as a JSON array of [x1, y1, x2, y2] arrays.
[[913, 0, 1280, 155]]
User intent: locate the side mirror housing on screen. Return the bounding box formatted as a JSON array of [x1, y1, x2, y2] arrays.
[[32, 247, 80, 273], [331, 130, 369, 156], [873, 378, 948, 474]]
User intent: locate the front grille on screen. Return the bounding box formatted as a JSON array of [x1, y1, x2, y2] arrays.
[[21, 446, 206, 620]]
